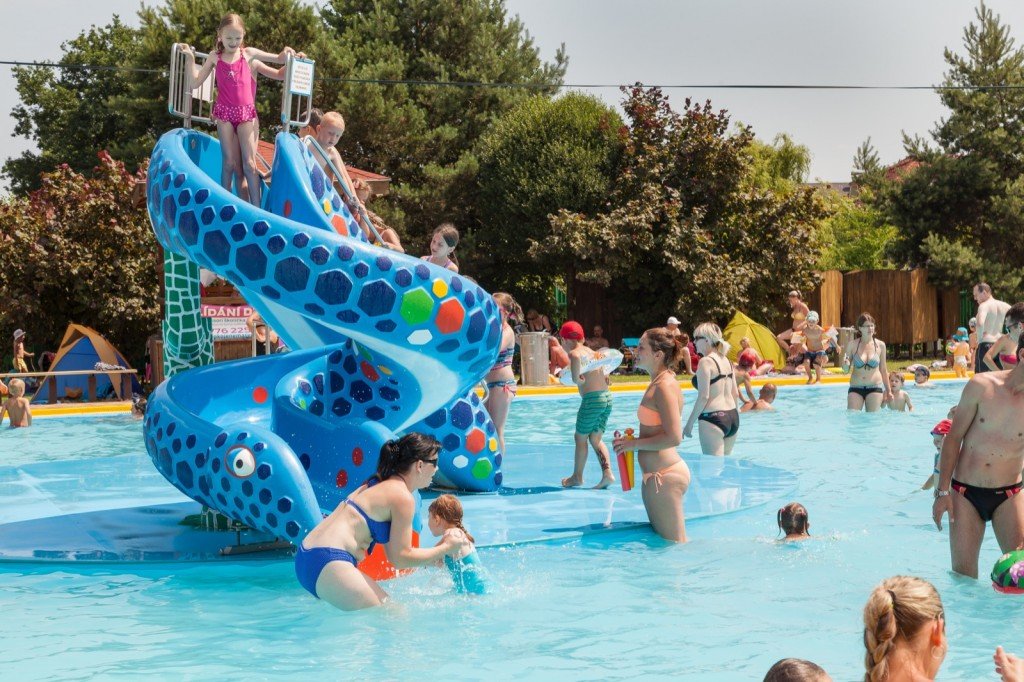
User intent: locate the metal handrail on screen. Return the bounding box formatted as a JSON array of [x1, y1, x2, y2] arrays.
[[168, 43, 215, 128], [280, 54, 315, 130], [303, 136, 384, 245]]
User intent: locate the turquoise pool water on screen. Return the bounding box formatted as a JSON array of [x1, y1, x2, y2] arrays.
[[2, 382, 1021, 680]]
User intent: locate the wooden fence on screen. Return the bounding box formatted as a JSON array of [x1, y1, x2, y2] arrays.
[[571, 268, 965, 350]]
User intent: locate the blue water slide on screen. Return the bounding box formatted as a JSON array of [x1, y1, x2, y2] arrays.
[[143, 129, 504, 543]]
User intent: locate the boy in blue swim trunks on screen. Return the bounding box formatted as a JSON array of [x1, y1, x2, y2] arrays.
[[559, 321, 615, 489]]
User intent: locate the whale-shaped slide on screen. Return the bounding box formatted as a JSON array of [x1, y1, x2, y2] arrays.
[[143, 129, 504, 545]]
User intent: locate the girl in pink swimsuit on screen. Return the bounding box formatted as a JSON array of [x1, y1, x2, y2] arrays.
[[178, 14, 298, 206]]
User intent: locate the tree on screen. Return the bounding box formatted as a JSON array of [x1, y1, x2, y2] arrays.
[[816, 191, 897, 271], [319, 0, 567, 248], [746, 132, 811, 193], [876, 3, 1024, 299], [473, 92, 623, 307], [851, 137, 884, 188], [2, 18, 143, 194], [0, 154, 159, 366], [541, 86, 828, 331]]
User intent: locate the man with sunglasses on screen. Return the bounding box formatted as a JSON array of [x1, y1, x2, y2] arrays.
[[973, 283, 1011, 373]]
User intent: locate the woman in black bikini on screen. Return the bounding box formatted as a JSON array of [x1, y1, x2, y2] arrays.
[[524, 309, 553, 334], [843, 313, 892, 412], [684, 322, 741, 456]]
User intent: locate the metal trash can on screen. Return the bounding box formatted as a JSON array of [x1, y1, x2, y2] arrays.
[[837, 327, 855, 357], [518, 332, 550, 386]]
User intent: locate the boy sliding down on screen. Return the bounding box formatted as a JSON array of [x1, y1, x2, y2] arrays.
[[559, 321, 615, 489]]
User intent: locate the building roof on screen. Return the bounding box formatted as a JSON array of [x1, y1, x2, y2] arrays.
[[884, 157, 923, 181], [255, 140, 391, 196]]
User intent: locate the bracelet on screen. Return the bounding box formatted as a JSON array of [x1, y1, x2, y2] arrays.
[[935, 489, 951, 498]]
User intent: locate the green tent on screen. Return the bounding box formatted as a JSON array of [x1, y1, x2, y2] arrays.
[[722, 311, 786, 368]]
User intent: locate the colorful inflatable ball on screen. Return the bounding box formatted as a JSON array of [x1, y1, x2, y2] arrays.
[[991, 549, 1024, 594]]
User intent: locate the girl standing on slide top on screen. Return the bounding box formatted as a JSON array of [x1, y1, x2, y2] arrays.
[[179, 14, 299, 206]]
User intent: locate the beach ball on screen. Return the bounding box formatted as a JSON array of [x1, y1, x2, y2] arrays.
[[991, 549, 1024, 594]]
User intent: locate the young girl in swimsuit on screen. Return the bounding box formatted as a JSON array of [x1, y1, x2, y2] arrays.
[[428, 494, 488, 595], [982, 303, 1024, 371], [295, 433, 469, 611], [612, 327, 690, 542], [483, 292, 522, 457], [179, 14, 298, 206], [421, 223, 459, 272], [842, 313, 892, 412], [777, 502, 811, 542], [685, 322, 741, 456]]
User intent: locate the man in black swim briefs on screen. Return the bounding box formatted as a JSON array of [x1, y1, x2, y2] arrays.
[[932, 334, 1024, 578]]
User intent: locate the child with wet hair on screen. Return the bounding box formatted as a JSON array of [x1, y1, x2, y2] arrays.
[[777, 502, 810, 541], [884, 372, 913, 412], [428, 494, 488, 595], [0, 378, 32, 428]]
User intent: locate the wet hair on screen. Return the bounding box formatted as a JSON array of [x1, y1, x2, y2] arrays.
[[777, 502, 809, 536], [375, 433, 441, 481], [1005, 302, 1024, 328], [693, 322, 730, 356], [428, 494, 474, 543], [760, 383, 777, 400], [863, 576, 944, 682], [763, 658, 829, 682], [493, 292, 523, 327], [8, 378, 26, 398], [643, 327, 684, 371], [854, 313, 876, 339], [215, 13, 246, 53]]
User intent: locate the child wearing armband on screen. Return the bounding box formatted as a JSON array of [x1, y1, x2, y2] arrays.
[[428, 495, 488, 595]]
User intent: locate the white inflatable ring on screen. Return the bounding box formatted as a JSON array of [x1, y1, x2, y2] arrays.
[[559, 348, 625, 385]]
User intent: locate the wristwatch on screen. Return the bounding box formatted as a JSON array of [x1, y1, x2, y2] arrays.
[[935, 489, 951, 498]]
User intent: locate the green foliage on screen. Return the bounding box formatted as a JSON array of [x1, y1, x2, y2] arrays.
[[542, 86, 828, 332], [2, 18, 143, 194], [921, 233, 1021, 296], [816, 192, 897, 271], [851, 137, 885, 189], [746, 132, 811, 193], [0, 154, 160, 366], [877, 3, 1024, 281], [320, 0, 567, 249], [473, 92, 623, 307]]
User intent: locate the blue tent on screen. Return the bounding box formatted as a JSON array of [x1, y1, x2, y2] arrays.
[[32, 324, 141, 403]]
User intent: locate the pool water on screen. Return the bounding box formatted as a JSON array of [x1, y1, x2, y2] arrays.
[[2, 382, 1021, 680]]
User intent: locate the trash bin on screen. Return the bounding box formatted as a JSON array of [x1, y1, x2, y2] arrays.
[[837, 327, 855, 357], [518, 332, 550, 386]]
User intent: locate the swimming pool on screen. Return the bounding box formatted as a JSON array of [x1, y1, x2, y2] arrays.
[[1, 381, 1020, 680]]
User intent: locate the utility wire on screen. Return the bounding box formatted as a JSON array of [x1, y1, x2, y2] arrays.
[[1, 58, 1021, 90]]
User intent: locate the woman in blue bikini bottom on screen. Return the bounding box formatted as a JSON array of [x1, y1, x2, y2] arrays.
[[295, 433, 469, 611]]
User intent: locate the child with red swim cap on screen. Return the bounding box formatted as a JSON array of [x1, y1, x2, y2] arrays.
[[922, 410, 956, 490], [559, 320, 615, 489]]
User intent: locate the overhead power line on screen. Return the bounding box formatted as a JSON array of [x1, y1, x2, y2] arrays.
[[1, 59, 1023, 90]]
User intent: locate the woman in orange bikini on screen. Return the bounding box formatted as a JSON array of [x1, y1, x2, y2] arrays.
[[612, 327, 690, 542]]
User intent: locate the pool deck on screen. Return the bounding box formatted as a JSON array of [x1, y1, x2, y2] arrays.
[[32, 371, 962, 417]]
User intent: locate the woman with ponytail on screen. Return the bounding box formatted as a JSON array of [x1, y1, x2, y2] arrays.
[[296, 433, 469, 610], [612, 327, 690, 542], [861, 576, 946, 682]]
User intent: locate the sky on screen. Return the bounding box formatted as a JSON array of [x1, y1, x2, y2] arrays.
[[2, 0, 1024, 191]]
